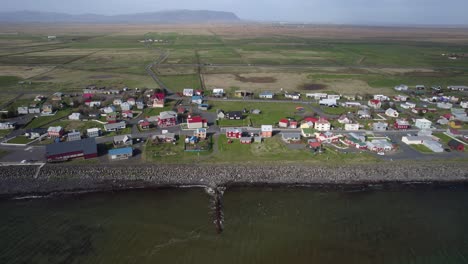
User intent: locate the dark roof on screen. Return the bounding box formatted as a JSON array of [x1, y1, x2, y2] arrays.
[[46, 138, 97, 157], [226, 111, 242, 116], [448, 139, 463, 147]]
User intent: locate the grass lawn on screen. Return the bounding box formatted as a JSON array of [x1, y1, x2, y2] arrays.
[[143, 137, 212, 163], [104, 127, 133, 137], [411, 144, 433, 153], [158, 74, 202, 93], [210, 101, 306, 127], [25, 109, 73, 129], [0, 129, 12, 138], [45, 120, 104, 133], [320, 106, 349, 115], [6, 136, 34, 144], [434, 133, 453, 145], [208, 135, 380, 164]]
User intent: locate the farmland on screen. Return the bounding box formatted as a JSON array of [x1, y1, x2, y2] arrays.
[[0, 24, 468, 98]]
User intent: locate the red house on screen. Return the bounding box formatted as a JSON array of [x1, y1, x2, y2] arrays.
[[303, 117, 319, 124], [279, 118, 289, 128], [187, 116, 207, 129], [139, 121, 151, 130], [47, 126, 64, 137], [226, 128, 242, 139], [151, 93, 165, 108], [157, 111, 177, 128], [83, 93, 93, 99], [106, 113, 117, 124], [289, 120, 298, 129], [394, 119, 410, 130]]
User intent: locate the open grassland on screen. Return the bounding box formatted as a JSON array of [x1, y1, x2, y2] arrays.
[[0, 24, 468, 96]]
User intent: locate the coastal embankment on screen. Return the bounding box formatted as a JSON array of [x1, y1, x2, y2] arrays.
[[0, 162, 467, 196]]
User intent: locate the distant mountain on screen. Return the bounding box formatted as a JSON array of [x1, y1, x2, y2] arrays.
[[0, 10, 241, 23]]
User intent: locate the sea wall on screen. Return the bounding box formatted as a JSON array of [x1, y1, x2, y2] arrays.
[[0, 163, 467, 196]]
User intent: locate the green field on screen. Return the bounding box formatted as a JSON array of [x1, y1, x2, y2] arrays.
[[24, 109, 73, 129], [143, 137, 212, 163], [6, 136, 34, 144], [411, 144, 434, 153]]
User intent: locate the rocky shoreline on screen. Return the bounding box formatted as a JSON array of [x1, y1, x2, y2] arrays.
[[0, 162, 467, 197]]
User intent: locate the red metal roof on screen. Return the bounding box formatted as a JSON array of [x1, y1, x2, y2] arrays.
[[188, 116, 204, 123], [279, 118, 289, 123], [303, 117, 319, 123]]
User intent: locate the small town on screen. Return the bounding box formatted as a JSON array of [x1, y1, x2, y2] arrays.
[[0, 83, 467, 164]]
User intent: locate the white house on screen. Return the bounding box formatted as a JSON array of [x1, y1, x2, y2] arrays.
[[121, 102, 132, 111], [345, 123, 360, 131], [415, 118, 432, 130], [212, 88, 225, 97], [373, 122, 388, 131], [394, 84, 408, 91], [113, 98, 123, 106], [401, 102, 416, 109], [102, 106, 116, 114], [358, 110, 371, 119], [319, 98, 337, 107], [306, 93, 327, 99], [368, 100, 382, 109], [374, 95, 389, 101], [393, 95, 408, 102], [437, 102, 453, 109], [104, 121, 126, 132], [402, 136, 443, 153], [315, 118, 331, 132], [89, 101, 101, 107], [28, 108, 40, 114], [68, 113, 81, 120], [86, 128, 101, 138], [18, 107, 29, 115], [259, 91, 274, 99], [461, 101, 468, 109], [385, 108, 399, 118], [327, 95, 341, 100], [285, 92, 301, 100], [342, 102, 361, 108], [183, 89, 194, 97], [0, 122, 15, 130]]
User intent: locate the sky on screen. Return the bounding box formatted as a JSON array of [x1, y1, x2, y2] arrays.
[[2, 0, 468, 25]]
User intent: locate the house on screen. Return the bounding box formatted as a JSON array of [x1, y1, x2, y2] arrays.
[[394, 84, 408, 91], [109, 147, 133, 160], [106, 112, 118, 123], [0, 122, 15, 130], [195, 90, 204, 96], [366, 140, 394, 152], [385, 108, 399, 118], [158, 111, 177, 128], [374, 95, 389, 101], [240, 137, 253, 144], [113, 98, 123, 106], [68, 113, 81, 120], [34, 95, 46, 102], [289, 120, 298, 129], [251, 109, 261, 115], [327, 95, 341, 100], [285, 92, 301, 100], [451, 108, 468, 122], [279, 118, 290, 128], [28, 107, 40, 114], [368, 99, 381, 109], [259, 91, 274, 99], [150, 93, 165, 108], [308, 139, 322, 149], [402, 136, 443, 152], [315, 132, 342, 143], [301, 122, 315, 137], [136, 100, 145, 110], [51, 92, 63, 101], [373, 122, 388, 131], [344, 124, 360, 131], [358, 110, 371, 119], [45, 138, 98, 162], [345, 133, 367, 149], [343, 102, 361, 108], [281, 133, 301, 143], [226, 128, 242, 139], [449, 120, 463, 129], [24, 128, 47, 139], [42, 104, 53, 115], [416, 85, 426, 90], [104, 121, 126, 132], [401, 102, 416, 109], [113, 135, 133, 146], [343, 95, 356, 101], [261, 125, 273, 138], [437, 102, 453, 109], [225, 111, 243, 120], [461, 101, 468, 109], [121, 102, 132, 111], [139, 121, 151, 130], [235, 90, 254, 98], [337, 115, 351, 124], [18, 107, 29, 115], [183, 88, 194, 97], [191, 96, 203, 105], [393, 95, 408, 102], [415, 118, 432, 130], [216, 110, 226, 120], [155, 133, 176, 143], [448, 140, 465, 152], [198, 104, 209, 111], [122, 110, 133, 119], [47, 126, 64, 137], [67, 131, 81, 142], [187, 116, 207, 129], [319, 99, 337, 107], [448, 85, 468, 91], [86, 128, 101, 138], [194, 128, 207, 139], [437, 117, 450, 125], [127, 98, 136, 106], [102, 106, 116, 114], [212, 88, 225, 97], [315, 118, 331, 132], [394, 119, 410, 130], [306, 93, 327, 99], [86, 100, 101, 108]]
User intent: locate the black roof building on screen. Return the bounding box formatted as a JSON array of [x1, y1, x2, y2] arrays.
[[46, 138, 98, 162]]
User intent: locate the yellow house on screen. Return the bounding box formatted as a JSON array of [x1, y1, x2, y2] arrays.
[[449, 120, 462, 129]]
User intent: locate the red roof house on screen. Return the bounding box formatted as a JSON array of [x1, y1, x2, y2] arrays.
[[150, 93, 165, 108], [279, 118, 289, 128], [187, 116, 207, 129]]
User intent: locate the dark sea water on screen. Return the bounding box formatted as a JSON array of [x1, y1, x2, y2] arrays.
[[1, 186, 468, 264]]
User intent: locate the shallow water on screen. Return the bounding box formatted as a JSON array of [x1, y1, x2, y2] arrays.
[[1, 187, 468, 264]]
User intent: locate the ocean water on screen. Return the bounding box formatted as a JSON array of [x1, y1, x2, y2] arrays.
[[1, 187, 468, 264]]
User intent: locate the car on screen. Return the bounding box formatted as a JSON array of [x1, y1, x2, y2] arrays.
[[20, 160, 27, 164], [377, 152, 385, 156], [445, 148, 451, 152]]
